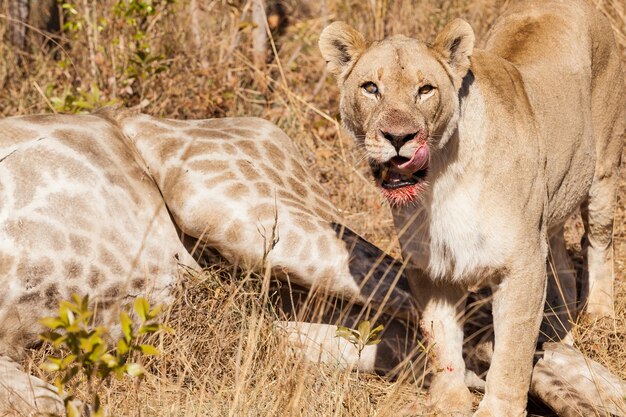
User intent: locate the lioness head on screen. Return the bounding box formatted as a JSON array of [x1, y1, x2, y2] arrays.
[[319, 20, 474, 206]]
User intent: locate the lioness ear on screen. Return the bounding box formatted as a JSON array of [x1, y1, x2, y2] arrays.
[[319, 22, 367, 78], [433, 19, 475, 78]]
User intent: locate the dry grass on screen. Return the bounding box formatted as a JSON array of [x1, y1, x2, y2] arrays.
[[1, 0, 625, 415]]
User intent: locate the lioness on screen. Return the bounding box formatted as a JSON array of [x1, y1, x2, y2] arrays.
[[319, 0, 626, 416]]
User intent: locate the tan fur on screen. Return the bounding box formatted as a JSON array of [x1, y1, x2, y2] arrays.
[[320, 0, 626, 415]]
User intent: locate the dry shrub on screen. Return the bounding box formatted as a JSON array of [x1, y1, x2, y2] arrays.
[[3, 0, 624, 415]]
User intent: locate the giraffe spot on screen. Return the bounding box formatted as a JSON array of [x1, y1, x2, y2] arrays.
[[311, 182, 327, 197], [227, 128, 258, 137], [197, 120, 225, 129], [317, 235, 331, 258], [277, 190, 304, 204], [224, 224, 243, 243], [292, 161, 308, 182], [16, 114, 60, 125], [88, 266, 104, 288], [158, 118, 188, 128], [288, 177, 309, 198], [156, 137, 185, 160], [280, 199, 316, 217], [162, 167, 184, 195], [44, 284, 61, 309], [17, 257, 54, 289], [18, 292, 40, 304], [132, 278, 145, 290], [230, 118, 266, 130], [66, 286, 81, 298], [69, 234, 92, 257], [149, 264, 160, 275], [221, 142, 238, 155], [225, 183, 250, 199], [269, 158, 285, 171], [0, 122, 40, 141], [237, 140, 258, 159], [100, 246, 124, 275], [237, 160, 261, 181], [249, 203, 277, 220], [63, 261, 83, 280], [0, 254, 15, 276], [185, 128, 220, 139], [264, 142, 286, 161], [298, 243, 312, 264], [313, 197, 338, 220], [281, 231, 300, 257], [53, 128, 116, 171], [10, 156, 44, 209], [136, 122, 172, 136], [203, 172, 238, 188], [6, 218, 68, 252], [189, 141, 220, 156], [261, 164, 285, 186], [104, 285, 120, 299], [255, 182, 273, 197], [188, 160, 229, 173], [46, 193, 92, 231], [295, 218, 317, 233]]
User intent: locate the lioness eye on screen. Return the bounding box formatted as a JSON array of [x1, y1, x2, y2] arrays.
[[418, 84, 434, 95], [362, 82, 379, 95]]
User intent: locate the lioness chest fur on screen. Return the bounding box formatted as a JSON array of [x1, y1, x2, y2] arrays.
[[320, 0, 626, 416]]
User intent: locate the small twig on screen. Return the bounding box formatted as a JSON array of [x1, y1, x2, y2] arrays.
[[33, 81, 57, 113]]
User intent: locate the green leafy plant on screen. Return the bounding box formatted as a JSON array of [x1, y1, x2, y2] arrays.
[[335, 320, 384, 364], [113, 0, 176, 96], [46, 83, 119, 114], [39, 294, 169, 417]]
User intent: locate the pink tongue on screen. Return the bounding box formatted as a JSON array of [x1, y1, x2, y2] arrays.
[[390, 145, 429, 174]]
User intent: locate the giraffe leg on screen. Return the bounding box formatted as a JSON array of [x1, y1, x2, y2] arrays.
[[541, 225, 577, 344], [0, 355, 65, 416], [531, 343, 626, 417], [273, 283, 420, 376]]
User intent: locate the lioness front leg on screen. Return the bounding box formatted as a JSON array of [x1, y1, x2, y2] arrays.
[[475, 253, 547, 417], [409, 269, 472, 416]]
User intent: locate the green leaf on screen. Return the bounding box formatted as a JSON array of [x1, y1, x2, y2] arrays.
[[39, 331, 64, 344], [148, 304, 162, 319], [120, 312, 133, 342], [88, 343, 107, 363], [66, 401, 80, 417], [335, 326, 359, 344], [117, 338, 129, 355], [101, 353, 118, 368], [138, 323, 160, 335], [134, 297, 149, 321], [357, 321, 371, 339], [39, 317, 64, 329], [139, 344, 159, 356], [365, 324, 384, 345], [40, 361, 60, 372], [61, 354, 77, 368], [125, 363, 145, 378]]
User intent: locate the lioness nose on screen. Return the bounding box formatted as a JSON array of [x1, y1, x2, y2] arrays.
[[381, 130, 418, 151]]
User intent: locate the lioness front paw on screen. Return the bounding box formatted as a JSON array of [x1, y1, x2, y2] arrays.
[[428, 376, 473, 416], [473, 396, 526, 417], [585, 301, 615, 320]]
